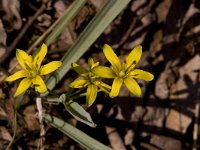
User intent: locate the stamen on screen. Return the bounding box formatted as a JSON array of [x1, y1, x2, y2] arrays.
[[119, 70, 125, 77], [90, 76, 96, 83]]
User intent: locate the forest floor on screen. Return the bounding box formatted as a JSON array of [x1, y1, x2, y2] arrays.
[[0, 0, 200, 149]]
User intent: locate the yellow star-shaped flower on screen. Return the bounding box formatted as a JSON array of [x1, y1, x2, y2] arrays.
[[92, 44, 154, 98], [5, 43, 62, 97], [70, 58, 111, 107]]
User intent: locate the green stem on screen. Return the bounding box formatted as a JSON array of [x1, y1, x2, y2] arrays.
[[69, 92, 86, 101], [69, 89, 103, 101], [43, 114, 112, 150]]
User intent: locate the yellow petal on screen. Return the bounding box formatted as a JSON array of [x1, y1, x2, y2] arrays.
[[124, 77, 141, 97], [88, 57, 94, 67], [14, 78, 32, 97], [94, 81, 111, 94], [88, 57, 99, 69], [109, 77, 123, 98], [91, 66, 116, 78], [98, 85, 110, 94], [33, 43, 47, 70], [5, 70, 29, 81], [40, 61, 62, 75], [86, 84, 97, 107], [16, 50, 32, 69], [32, 75, 47, 93], [91, 62, 99, 69], [99, 81, 112, 89], [70, 79, 88, 88], [103, 44, 121, 72], [71, 63, 88, 75], [130, 69, 154, 81], [125, 45, 142, 69]]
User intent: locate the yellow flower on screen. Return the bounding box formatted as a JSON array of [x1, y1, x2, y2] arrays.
[[5, 43, 62, 97], [91, 44, 154, 98], [70, 58, 111, 107]]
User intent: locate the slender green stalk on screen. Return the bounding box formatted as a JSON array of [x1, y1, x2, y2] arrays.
[[68, 92, 86, 100], [45, 0, 87, 46], [43, 114, 112, 150], [43, 0, 131, 95]]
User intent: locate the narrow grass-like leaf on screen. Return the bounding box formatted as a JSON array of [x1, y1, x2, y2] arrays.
[[47, 94, 96, 127], [65, 100, 96, 128], [43, 114, 112, 150], [44, 0, 131, 94], [45, 0, 87, 46]]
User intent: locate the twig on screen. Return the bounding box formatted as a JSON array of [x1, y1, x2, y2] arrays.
[[116, 16, 138, 48], [5, 110, 17, 150], [140, 142, 160, 150], [0, 4, 47, 64], [115, 0, 153, 49], [36, 96, 45, 150]]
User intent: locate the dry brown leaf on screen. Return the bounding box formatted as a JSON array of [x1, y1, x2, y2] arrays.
[[0, 126, 12, 141], [23, 105, 40, 131], [124, 129, 134, 145], [156, 0, 173, 23], [106, 126, 126, 150], [0, 106, 8, 119], [131, 0, 147, 12], [166, 109, 191, 134], [1, 0, 22, 31], [37, 14, 52, 27], [150, 135, 182, 150], [89, 0, 106, 11], [0, 19, 7, 59], [53, 0, 68, 18]]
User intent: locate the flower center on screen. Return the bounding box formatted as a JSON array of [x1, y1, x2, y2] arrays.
[[30, 70, 38, 78], [119, 70, 125, 78], [88, 72, 97, 83], [90, 76, 96, 83]]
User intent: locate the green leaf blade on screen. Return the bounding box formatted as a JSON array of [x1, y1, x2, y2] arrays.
[[65, 101, 96, 128], [44, 0, 131, 95], [43, 114, 112, 150]]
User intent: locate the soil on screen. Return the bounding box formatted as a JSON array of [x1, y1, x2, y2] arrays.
[[0, 0, 200, 149]]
